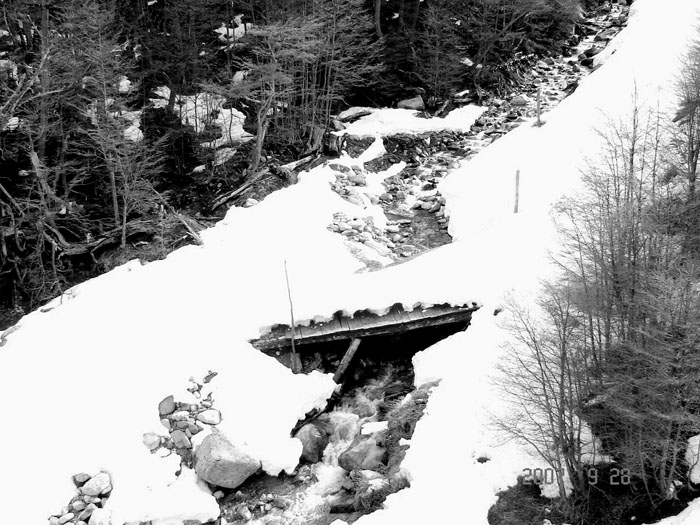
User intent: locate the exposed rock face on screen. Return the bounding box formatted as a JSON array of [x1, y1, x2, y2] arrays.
[[294, 423, 330, 463], [338, 435, 387, 472], [194, 430, 261, 488], [396, 95, 425, 111]]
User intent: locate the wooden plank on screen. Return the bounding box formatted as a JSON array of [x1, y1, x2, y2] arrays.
[[315, 321, 334, 337], [333, 338, 362, 383], [412, 307, 427, 320], [338, 316, 352, 333], [346, 315, 364, 331]]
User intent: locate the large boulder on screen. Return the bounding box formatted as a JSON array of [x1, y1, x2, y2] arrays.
[[338, 435, 386, 472], [397, 95, 425, 111], [294, 423, 329, 464], [194, 430, 261, 488], [80, 473, 112, 496]]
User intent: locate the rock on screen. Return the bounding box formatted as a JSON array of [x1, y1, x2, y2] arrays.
[[87, 508, 110, 525], [544, 57, 555, 66], [358, 231, 373, 242], [160, 418, 172, 430], [78, 503, 98, 522], [338, 435, 387, 472], [584, 45, 603, 57], [143, 432, 162, 451], [391, 234, 403, 243], [170, 410, 190, 421], [349, 174, 366, 185], [428, 202, 441, 213], [73, 473, 92, 487], [158, 395, 176, 416], [49, 517, 60, 525], [197, 409, 222, 425], [171, 429, 192, 449], [396, 95, 425, 111], [243, 198, 259, 208], [337, 221, 351, 232], [72, 500, 87, 512], [81, 473, 112, 496], [379, 192, 393, 202], [349, 219, 365, 230], [386, 224, 400, 233], [510, 94, 530, 106], [329, 163, 351, 174], [235, 504, 253, 521], [194, 430, 261, 489], [59, 513, 75, 524], [420, 201, 432, 210]]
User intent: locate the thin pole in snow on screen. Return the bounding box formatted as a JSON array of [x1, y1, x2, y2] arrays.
[[284, 260, 300, 374], [514, 169, 520, 213]]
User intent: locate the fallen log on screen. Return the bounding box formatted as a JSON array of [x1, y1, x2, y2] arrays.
[[211, 168, 269, 210]]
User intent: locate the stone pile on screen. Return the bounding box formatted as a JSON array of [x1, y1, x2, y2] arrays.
[[220, 491, 292, 524], [328, 212, 408, 259], [147, 374, 222, 458], [48, 472, 112, 525]]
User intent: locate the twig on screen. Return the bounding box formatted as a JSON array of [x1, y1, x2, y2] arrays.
[[0, 182, 22, 212], [284, 260, 300, 374]]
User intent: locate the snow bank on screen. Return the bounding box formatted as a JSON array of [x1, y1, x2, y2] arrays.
[[643, 499, 700, 525], [337, 106, 487, 137]]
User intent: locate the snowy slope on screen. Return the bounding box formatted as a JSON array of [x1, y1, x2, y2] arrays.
[[1, 0, 699, 524]]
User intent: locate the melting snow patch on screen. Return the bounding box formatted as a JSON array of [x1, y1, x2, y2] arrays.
[[337, 106, 486, 138]]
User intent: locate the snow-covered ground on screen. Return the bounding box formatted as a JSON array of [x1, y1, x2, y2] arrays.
[[1, 0, 700, 524]]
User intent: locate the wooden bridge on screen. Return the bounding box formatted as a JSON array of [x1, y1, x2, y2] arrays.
[[250, 302, 478, 353]]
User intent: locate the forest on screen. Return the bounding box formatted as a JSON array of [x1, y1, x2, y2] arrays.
[[0, 0, 587, 328]]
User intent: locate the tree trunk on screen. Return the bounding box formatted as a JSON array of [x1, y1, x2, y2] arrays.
[[374, 0, 383, 38], [38, 2, 50, 162]]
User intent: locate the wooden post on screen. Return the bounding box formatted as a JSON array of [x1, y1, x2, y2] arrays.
[[333, 338, 362, 384], [284, 261, 300, 374], [514, 169, 520, 213]]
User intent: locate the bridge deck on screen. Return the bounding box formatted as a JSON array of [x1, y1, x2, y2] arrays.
[[250, 302, 478, 352]]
